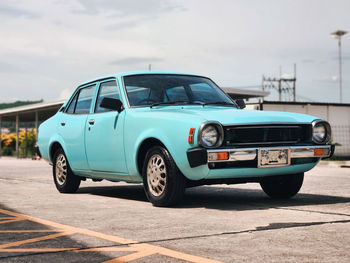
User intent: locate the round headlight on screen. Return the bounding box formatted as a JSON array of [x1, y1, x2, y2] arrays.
[[312, 120, 331, 144], [201, 125, 218, 147], [198, 122, 224, 148]]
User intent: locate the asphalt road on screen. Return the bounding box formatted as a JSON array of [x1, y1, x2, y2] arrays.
[[0, 157, 349, 262]]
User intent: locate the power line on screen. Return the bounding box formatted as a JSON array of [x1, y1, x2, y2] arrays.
[[262, 64, 297, 102]]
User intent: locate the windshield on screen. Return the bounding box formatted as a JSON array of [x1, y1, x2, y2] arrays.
[[123, 74, 237, 107]]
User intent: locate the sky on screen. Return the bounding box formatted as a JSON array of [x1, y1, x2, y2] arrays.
[[0, 0, 349, 103]]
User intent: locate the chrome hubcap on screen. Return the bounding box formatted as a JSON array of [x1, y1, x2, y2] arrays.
[[55, 153, 67, 186], [147, 154, 167, 196]]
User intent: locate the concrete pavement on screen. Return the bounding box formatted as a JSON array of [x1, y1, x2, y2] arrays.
[[0, 157, 349, 262]]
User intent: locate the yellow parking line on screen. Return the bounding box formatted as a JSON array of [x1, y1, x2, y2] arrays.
[[103, 250, 155, 263], [0, 231, 75, 249], [0, 208, 222, 263], [131, 243, 222, 263], [0, 248, 76, 253], [0, 218, 25, 224], [0, 208, 133, 245], [75, 246, 136, 253], [0, 230, 62, 233]]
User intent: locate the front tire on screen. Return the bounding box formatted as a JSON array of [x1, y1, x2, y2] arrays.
[[53, 148, 81, 193], [142, 146, 185, 207], [260, 173, 304, 199]]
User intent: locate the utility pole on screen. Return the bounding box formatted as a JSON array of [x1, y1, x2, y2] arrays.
[[331, 30, 347, 103], [262, 64, 297, 101], [293, 63, 296, 102]]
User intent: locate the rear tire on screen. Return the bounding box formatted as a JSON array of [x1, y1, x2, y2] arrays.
[[142, 146, 185, 207], [53, 148, 81, 193], [260, 173, 304, 199]]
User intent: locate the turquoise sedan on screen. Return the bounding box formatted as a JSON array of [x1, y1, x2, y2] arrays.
[[36, 72, 334, 206]]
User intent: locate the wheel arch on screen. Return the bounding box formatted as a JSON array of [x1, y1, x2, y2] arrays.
[[49, 141, 63, 163], [136, 138, 166, 176]]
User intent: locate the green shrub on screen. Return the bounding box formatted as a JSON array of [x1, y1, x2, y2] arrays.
[[1, 146, 13, 156]]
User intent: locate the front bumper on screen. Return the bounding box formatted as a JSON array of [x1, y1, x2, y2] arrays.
[[187, 144, 335, 168]]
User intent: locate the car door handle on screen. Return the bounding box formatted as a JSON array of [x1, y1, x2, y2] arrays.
[[60, 122, 66, 126], [89, 119, 95, 125]]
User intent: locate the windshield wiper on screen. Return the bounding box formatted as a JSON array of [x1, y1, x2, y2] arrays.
[[203, 101, 237, 107], [150, 101, 204, 108]]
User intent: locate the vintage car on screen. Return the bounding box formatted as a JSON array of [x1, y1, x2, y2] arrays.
[[37, 72, 334, 206]]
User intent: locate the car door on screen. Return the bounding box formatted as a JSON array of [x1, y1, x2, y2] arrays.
[[85, 79, 128, 174], [58, 84, 95, 170]]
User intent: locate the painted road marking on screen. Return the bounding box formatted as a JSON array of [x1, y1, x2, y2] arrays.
[[0, 218, 25, 224], [0, 208, 222, 263], [0, 231, 75, 249], [0, 230, 62, 233]]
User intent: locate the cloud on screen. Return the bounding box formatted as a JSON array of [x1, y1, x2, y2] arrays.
[[302, 59, 316, 64], [0, 61, 20, 74], [105, 20, 139, 30], [332, 55, 350, 61], [72, 0, 185, 17], [109, 57, 163, 66], [0, 1, 40, 19], [314, 75, 338, 83], [59, 88, 73, 100], [0, 0, 349, 103]]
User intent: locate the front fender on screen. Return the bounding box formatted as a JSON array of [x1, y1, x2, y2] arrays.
[[126, 125, 209, 181], [126, 128, 174, 177]]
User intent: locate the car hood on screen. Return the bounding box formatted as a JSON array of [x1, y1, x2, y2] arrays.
[[149, 106, 318, 125]]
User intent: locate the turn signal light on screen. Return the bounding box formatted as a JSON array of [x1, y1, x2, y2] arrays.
[[314, 148, 324, 156], [188, 128, 195, 144], [208, 152, 229, 161], [216, 152, 229, 160]]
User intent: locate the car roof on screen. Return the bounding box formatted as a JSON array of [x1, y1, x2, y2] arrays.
[[79, 71, 204, 87]]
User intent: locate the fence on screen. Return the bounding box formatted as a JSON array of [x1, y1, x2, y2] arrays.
[[332, 125, 350, 157]]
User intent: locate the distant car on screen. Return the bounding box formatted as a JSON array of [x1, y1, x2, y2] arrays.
[[36, 72, 334, 206]]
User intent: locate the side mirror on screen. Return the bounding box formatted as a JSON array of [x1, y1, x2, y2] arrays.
[[235, 99, 246, 109], [100, 97, 124, 113]]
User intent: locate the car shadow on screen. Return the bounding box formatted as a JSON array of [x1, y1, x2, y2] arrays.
[[78, 184, 350, 211], [78, 185, 148, 202]]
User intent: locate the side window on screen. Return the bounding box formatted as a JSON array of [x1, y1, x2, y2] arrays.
[[95, 80, 120, 113], [74, 85, 95, 114], [66, 93, 78, 114]]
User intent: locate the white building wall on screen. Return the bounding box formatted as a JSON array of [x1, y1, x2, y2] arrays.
[[261, 103, 350, 157]]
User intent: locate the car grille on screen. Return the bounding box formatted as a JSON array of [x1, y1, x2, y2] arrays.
[[223, 124, 312, 146]]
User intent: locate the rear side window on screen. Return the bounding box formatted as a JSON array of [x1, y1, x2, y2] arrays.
[[74, 85, 95, 114], [95, 80, 120, 113]]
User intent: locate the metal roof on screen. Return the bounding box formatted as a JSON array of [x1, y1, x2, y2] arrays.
[[222, 87, 270, 99], [261, 100, 350, 107], [0, 100, 65, 122], [0, 100, 65, 116]]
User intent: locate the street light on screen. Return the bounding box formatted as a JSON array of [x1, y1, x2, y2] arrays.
[[331, 30, 347, 103]]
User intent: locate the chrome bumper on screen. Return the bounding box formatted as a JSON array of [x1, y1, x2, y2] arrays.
[[207, 145, 333, 163]]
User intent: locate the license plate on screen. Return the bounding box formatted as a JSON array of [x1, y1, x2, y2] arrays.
[[258, 148, 291, 168]]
